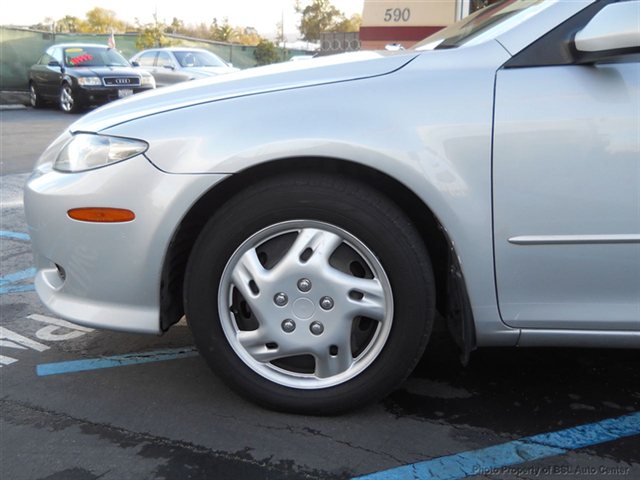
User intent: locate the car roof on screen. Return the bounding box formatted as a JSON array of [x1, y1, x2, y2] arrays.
[[51, 43, 111, 49], [135, 47, 212, 53]]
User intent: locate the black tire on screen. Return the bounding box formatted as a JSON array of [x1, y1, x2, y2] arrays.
[[59, 83, 81, 113], [184, 173, 435, 414], [29, 82, 44, 109]]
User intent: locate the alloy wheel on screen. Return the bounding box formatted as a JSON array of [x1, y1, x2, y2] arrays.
[[218, 220, 394, 389]]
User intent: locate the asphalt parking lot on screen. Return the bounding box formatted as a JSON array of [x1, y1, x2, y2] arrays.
[[1, 108, 638, 480]]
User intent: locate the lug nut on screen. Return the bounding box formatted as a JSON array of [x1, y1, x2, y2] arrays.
[[274, 292, 288, 306], [281, 319, 296, 333], [297, 278, 312, 292], [320, 296, 334, 310], [310, 321, 324, 335]]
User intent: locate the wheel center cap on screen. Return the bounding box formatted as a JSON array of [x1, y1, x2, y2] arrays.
[[292, 298, 315, 320]]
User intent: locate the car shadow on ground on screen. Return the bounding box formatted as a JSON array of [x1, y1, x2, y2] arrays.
[[388, 334, 640, 463]]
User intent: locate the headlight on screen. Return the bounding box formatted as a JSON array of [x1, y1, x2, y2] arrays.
[[140, 75, 155, 87], [77, 77, 102, 86], [54, 134, 148, 173]]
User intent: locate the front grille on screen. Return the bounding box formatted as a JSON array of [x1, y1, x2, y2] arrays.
[[103, 77, 140, 86]]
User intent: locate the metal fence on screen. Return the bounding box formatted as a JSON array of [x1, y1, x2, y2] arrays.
[[0, 27, 308, 90]]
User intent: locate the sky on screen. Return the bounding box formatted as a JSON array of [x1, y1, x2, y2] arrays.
[[1, 1, 365, 36]]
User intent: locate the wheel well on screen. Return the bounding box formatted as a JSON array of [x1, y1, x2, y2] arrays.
[[160, 157, 476, 354]]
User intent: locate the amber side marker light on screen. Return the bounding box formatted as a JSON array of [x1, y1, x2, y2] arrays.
[[68, 208, 136, 223]]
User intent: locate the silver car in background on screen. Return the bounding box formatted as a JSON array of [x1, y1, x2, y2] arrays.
[[24, 0, 640, 414], [130, 47, 238, 87]]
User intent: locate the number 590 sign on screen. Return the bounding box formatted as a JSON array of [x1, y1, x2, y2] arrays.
[[384, 8, 411, 22]]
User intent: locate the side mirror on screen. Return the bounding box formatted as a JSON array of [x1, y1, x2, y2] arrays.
[[131, 61, 140, 67], [574, 1, 640, 63]]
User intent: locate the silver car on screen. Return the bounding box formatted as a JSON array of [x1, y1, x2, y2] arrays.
[[130, 47, 238, 87], [24, 0, 639, 414]]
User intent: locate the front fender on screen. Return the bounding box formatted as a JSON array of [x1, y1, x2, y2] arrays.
[[102, 41, 518, 345], [61, 74, 75, 88]]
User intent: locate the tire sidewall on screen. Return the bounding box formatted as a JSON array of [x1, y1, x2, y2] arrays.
[[185, 174, 435, 413], [30, 83, 41, 108]]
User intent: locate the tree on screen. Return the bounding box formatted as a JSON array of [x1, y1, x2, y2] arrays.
[[135, 15, 171, 49], [275, 19, 285, 47], [211, 17, 236, 42], [334, 13, 361, 33], [254, 40, 279, 66], [30, 17, 56, 32], [295, 0, 344, 42], [166, 17, 184, 34], [56, 15, 85, 33], [84, 7, 127, 33], [235, 27, 262, 46], [471, 0, 497, 13]]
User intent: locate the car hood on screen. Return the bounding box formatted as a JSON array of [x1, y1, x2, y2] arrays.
[[70, 50, 419, 133]]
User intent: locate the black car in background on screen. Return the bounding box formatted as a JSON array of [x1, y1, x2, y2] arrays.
[[28, 44, 156, 113]]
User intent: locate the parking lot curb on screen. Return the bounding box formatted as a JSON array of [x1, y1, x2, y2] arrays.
[[0, 90, 30, 107]]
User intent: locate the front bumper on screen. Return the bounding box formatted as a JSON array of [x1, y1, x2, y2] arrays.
[[24, 148, 226, 334], [76, 85, 154, 106]]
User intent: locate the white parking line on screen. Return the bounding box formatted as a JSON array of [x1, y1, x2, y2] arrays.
[[0, 316, 94, 368]]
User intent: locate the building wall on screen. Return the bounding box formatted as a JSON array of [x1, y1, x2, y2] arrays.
[[360, 1, 459, 50]]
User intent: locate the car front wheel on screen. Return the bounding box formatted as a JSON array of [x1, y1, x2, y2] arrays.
[[184, 173, 435, 414], [59, 83, 80, 113]]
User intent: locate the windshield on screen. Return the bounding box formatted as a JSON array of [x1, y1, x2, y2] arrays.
[[173, 50, 227, 68], [64, 47, 129, 67], [413, 0, 547, 50]]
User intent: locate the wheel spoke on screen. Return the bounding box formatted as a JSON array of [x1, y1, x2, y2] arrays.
[[238, 330, 310, 363], [231, 248, 269, 300], [237, 330, 282, 363], [61, 88, 73, 111], [314, 341, 353, 378], [274, 228, 343, 273], [347, 288, 386, 321], [326, 269, 387, 321]]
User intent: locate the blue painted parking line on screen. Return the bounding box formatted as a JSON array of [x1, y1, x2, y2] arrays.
[[0, 267, 36, 294], [0, 230, 30, 241], [0, 267, 36, 286], [0, 284, 36, 295], [354, 412, 640, 480], [36, 347, 200, 376], [0, 231, 35, 294]]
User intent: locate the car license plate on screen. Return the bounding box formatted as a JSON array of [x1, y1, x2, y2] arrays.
[[118, 89, 133, 98]]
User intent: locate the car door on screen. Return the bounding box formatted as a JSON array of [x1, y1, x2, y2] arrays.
[[155, 51, 181, 86], [135, 51, 158, 77], [493, 0, 640, 331], [40, 47, 64, 97], [30, 53, 51, 92]]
